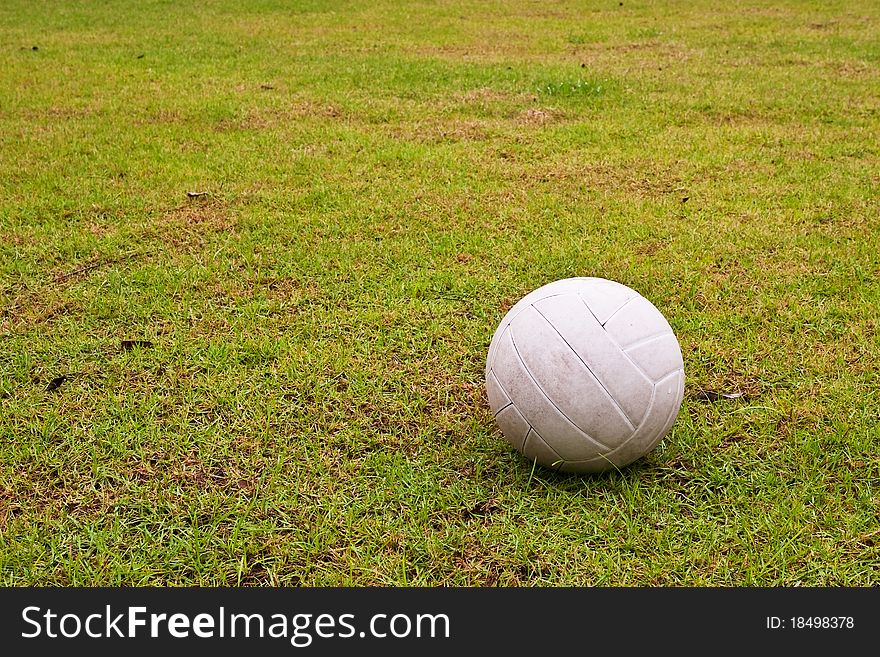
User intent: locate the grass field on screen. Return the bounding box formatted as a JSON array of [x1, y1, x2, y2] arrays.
[[1, 0, 878, 585]]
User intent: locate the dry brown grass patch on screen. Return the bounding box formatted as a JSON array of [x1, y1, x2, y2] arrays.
[[390, 118, 492, 144], [522, 158, 686, 199], [144, 201, 237, 250], [517, 107, 564, 126]]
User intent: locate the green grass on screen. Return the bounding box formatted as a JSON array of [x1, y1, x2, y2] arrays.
[[1, 0, 878, 586]]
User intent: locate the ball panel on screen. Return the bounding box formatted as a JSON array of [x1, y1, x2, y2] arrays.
[[532, 293, 654, 426], [648, 367, 685, 452], [509, 306, 633, 449], [603, 296, 674, 349], [521, 428, 563, 471], [557, 455, 617, 474], [624, 333, 684, 382], [558, 368, 684, 472], [655, 366, 684, 400], [489, 279, 589, 341], [607, 368, 684, 468], [492, 326, 608, 459], [485, 369, 512, 415], [487, 277, 624, 369], [490, 280, 596, 372], [494, 404, 531, 451], [574, 278, 637, 324]]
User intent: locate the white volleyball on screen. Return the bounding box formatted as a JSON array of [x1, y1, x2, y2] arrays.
[[485, 277, 684, 473]]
